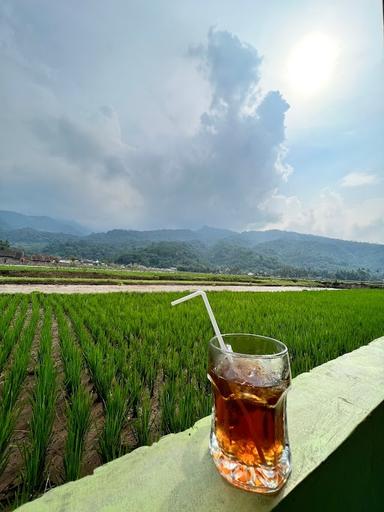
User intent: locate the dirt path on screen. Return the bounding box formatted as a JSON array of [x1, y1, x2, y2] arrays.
[[0, 284, 338, 294]]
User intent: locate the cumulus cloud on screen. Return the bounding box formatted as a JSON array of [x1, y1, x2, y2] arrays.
[[340, 171, 379, 188], [124, 29, 291, 228], [13, 27, 291, 230], [258, 189, 384, 243], [189, 29, 262, 111]]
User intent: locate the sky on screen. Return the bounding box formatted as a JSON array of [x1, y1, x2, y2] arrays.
[[0, 0, 383, 242]]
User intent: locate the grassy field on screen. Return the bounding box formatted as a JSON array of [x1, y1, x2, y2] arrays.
[[0, 264, 332, 287], [1, 264, 382, 289], [0, 289, 383, 507]]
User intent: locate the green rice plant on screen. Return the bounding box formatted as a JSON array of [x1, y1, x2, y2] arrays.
[[58, 299, 131, 466], [55, 304, 82, 396], [53, 302, 93, 484], [159, 376, 202, 434], [112, 344, 130, 382], [0, 296, 38, 477], [125, 368, 142, 415], [87, 347, 115, 402], [63, 343, 82, 397], [98, 383, 128, 463], [176, 376, 210, 432], [68, 298, 144, 407], [0, 295, 21, 342], [63, 387, 92, 482], [135, 389, 151, 446], [59, 301, 114, 401], [160, 378, 178, 434], [20, 305, 56, 501], [0, 409, 16, 476], [0, 297, 29, 373]]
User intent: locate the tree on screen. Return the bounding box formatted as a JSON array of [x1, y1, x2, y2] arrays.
[[0, 239, 10, 250]]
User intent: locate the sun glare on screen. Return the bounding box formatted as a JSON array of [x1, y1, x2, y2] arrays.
[[286, 32, 339, 96]]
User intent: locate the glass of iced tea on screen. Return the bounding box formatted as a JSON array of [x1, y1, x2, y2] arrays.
[[208, 333, 291, 494]]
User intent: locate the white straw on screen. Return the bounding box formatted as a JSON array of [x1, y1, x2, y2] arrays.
[[171, 290, 228, 352]]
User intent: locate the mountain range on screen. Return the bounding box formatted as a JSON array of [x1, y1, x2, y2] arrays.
[[1, 211, 383, 280], [0, 210, 89, 236]]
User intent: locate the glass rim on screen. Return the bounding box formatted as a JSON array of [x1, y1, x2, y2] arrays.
[[208, 333, 288, 359]]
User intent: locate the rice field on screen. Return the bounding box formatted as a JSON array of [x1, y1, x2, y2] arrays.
[[0, 289, 383, 508]]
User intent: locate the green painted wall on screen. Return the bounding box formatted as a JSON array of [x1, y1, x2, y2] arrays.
[[275, 402, 384, 511]]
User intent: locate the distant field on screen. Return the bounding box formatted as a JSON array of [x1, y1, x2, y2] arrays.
[[0, 289, 383, 507], [0, 263, 317, 285], [0, 264, 379, 288]]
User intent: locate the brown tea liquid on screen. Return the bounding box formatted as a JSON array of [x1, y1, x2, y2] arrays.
[[208, 365, 289, 468]]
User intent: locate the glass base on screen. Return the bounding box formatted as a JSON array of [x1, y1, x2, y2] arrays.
[[209, 430, 291, 494]]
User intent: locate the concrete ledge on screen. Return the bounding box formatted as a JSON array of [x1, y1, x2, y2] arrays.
[[17, 337, 384, 512]]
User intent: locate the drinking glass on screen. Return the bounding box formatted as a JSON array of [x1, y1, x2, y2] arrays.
[[208, 333, 291, 493]]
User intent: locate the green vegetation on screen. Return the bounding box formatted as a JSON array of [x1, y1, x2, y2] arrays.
[[0, 263, 318, 284], [63, 388, 92, 482], [55, 303, 92, 482], [2, 218, 383, 280], [135, 390, 152, 446], [0, 289, 383, 507], [1, 263, 380, 289], [0, 240, 11, 250], [21, 305, 56, 502], [61, 300, 129, 463], [0, 296, 25, 371], [37, 237, 384, 279], [0, 295, 39, 477]]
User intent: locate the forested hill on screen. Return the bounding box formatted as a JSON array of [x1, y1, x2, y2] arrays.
[[1, 212, 383, 279]]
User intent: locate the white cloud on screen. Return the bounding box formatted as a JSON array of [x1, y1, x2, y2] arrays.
[[1, 27, 292, 231], [340, 171, 378, 188], [1, 2, 382, 243], [123, 29, 292, 229], [257, 189, 384, 243]]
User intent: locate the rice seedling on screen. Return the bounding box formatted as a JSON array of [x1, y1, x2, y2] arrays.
[[60, 301, 113, 400], [98, 383, 128, 462], [55, 304, 82, 396], [0, 297, 29, 373], [20, 305, 56, 501], [63, 387, 92, 482], [0, 295, 21, 342], [0, 296, 38, 476], [52, 302, 93, 484], [57, 299, 130, 464], [0, 409, 16, 477], [160, 378, 178, 434], [135, 389, 151, 446]]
